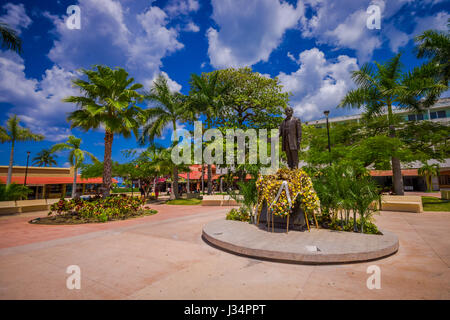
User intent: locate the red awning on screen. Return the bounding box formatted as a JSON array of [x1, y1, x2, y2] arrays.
[[0, 176, 117, 185], [370, 169, 419, 177]]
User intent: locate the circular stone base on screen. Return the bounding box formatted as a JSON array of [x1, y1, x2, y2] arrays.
[[202, 220, 399, 264]]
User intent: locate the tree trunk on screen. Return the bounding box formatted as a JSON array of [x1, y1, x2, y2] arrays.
[[102, 130, 114, 197], [187, 172, 190, 194], [207, 164, 212, 194], [72, 167, 78, 198], [387, 104, 404, 195], [391, 156, 404, 195], [201, 164, 205, 194], [172, 166, 180, 199], [6, 141, 14, 186]]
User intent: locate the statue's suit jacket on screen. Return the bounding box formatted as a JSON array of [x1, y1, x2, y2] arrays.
[[279, 117, 302, 151]]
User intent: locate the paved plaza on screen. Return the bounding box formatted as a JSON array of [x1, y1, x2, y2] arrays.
[[0, 204, 449, 299]]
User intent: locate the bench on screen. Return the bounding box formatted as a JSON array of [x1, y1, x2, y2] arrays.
[[15, 199, 49, 213], [0, 201, 20, 215], [381, 195, 423, 213], [0, 198, 64, 215], [202, 195, 242, 206]]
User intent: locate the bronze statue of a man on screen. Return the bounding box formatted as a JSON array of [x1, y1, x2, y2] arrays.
[[279, 106, 302, 169]]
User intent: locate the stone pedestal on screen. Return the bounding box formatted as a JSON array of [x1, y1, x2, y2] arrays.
[[257, 199, 307, 231]]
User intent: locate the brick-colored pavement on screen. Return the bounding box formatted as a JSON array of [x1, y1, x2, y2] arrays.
[[0, 205, 449, 299]]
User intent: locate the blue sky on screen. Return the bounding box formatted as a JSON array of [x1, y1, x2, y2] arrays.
[[0, 0, 448, 167]]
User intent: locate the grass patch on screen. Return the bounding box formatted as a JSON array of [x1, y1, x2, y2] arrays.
[[29, 209, 157, 225], [166, 198, 202, 205], [422, 196, 450, 212]]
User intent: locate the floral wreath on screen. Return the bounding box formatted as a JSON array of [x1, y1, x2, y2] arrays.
[[256, 168, 320, 217]]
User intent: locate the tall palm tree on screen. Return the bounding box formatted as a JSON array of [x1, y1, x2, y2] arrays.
[[51, 136, 97, 198], [141, 75, 189, 199], [32, 149, 57, 167], [189, 71, 229, 194], [65, 65, 144, 196], [0, 115, 44, 186], [414, 26, 450, 86], [418, 163, 440, 192], [339, 53, 446, 195], [0, 22, 22, 53]]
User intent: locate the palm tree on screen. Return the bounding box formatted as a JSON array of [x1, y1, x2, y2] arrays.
[[418, 163, 440, 192], [51, 136, 97, 198], [0, 115, 44, 186], [0, 22, 22, 53], [141, 75, 190, 199], [339, 53, 446, 195], [32, 149, 57, 167], [65, 65, 144, 196], [414, 26, 450, 86], [189, 71, 229, 194]]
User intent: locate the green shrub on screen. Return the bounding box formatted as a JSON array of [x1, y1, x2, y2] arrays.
[[226, 207, 250, 222], [0, 183, 32, 201], [324, 216, 381, 235]]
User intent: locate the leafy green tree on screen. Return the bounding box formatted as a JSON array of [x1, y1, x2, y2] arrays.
[[418, 163, 440, 192], [208, 67, 289, 129], [32, 149, 57, 167], [414, 26, 450, 86], [339, 53, 445, 195], [65, 65, 144, 196], [141, 75, 190, 199], [189, 71, 230, 194], [396, 118, 450, 163], [51, 136, 98, 198], [0, 115, 44, 186], [80, 160, 121, 179], [0, 22, 22, 53]]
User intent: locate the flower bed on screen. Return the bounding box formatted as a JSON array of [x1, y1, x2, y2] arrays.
[[30, 195, 157, 224]]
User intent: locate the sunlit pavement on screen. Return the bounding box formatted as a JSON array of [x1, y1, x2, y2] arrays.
[[0, 205, 448, 299]]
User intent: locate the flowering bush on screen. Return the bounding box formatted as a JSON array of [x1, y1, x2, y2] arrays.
[[256, 168, 320, 217], [49, 196, 146, 222]]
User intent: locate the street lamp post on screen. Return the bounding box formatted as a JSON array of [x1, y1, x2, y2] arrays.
[[24, 151, 30, 186], [324, 110, 331, 165]]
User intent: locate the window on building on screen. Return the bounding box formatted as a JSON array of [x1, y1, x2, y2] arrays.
[[408, 113, 426, 121], [430, 110, 447, 119]]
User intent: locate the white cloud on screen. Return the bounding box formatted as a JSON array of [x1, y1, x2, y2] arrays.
[[277, 48, 359, 121], [0, 51, 77, 141], [153, 71, 182, 93], [47, 0, 183, 85], [184, 21, 200, 32], [299, 0, 426, 61], [207, 0, 304, 68], [165, 0, 200, 16], [0, 3, 32, 34], [0, 0, 184, 140], [386, 11, 450, 53]]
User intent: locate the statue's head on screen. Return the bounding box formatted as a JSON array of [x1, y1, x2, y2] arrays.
[[285, 106, 293, 118]]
